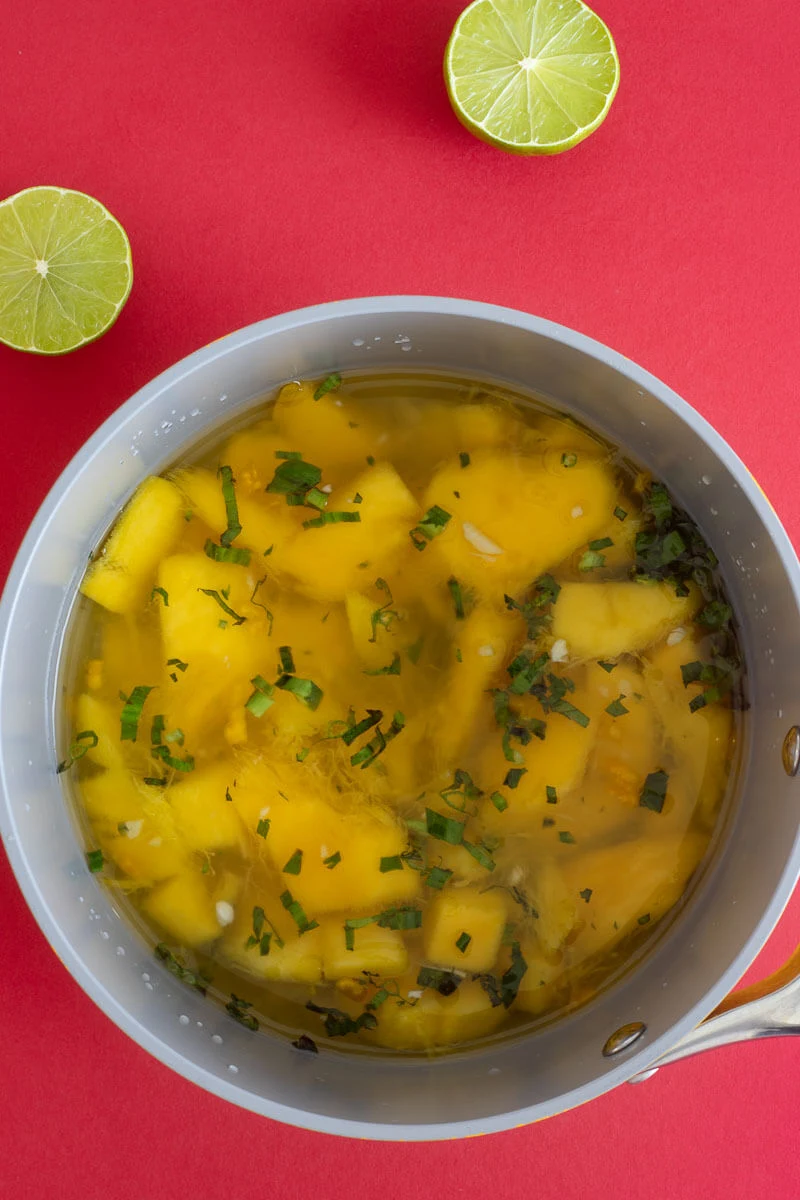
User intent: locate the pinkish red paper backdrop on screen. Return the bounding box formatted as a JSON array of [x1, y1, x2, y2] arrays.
[[2, 1, 799, 1195]]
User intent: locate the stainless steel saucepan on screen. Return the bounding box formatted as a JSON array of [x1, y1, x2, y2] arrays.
[[1, 297, 798, 1140]]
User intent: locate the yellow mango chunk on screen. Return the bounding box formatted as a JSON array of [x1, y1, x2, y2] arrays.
[[550, 581, 700, 660], [365, 978, 506, 1051], [221, 420, 292, 495], [515, 937, 568, 1017], [81, 476, 186, 614], [220, 892, 324, 983], [142, 871, 222, 947], [172, 467, 294, 557], [85, 772, 187, 882], [529, 859, 579, 953], [73, 692, 128, 771], [345, 590, 397, 670], [432, 603, 516, 768], [433, 842, 490, 884], [424, 887, 506, 972], [479, 667, 604, 830], [422, 450, 618, 595], [167, 762, 244, 852], [271, 380, 375, 476], [321, 918, 408, 980], [263, 796, 418, 914], [563, 833, 708, 962], [391, 401, 524, 486], [279, 462, 420, 600]]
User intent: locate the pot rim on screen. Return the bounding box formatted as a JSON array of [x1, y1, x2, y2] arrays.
[[2, 295, 800, 1140]]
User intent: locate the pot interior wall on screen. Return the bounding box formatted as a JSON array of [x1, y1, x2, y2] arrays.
[[2, 300, 799, 1136]]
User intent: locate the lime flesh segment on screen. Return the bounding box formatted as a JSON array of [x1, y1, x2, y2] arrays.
[[445, 0, 620, 155], [0, 186, 133, 354]]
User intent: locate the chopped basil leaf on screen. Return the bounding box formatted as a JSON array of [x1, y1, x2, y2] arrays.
[[366, 455, 375, 466], [341, 709, 383, 746], [638, 913, 651, 925], [425, 807, 466, 845], [56, 729, 98, 773], [151, 586, 169, 607], [380, 855, 403, 873], [409, 505, 451, 550], [323, 851, 342, 869], [226, 993, 259, 1031], [249, 577, 274, 635], [589, 537, 614, 551], [561, 452, 578, 467], [542, 817, 555, 827], [597, 660, 616, 673], [143, 776, 167, 787], [280, 889, 319, 934], [605, 695, 629, 717], [120, 685, 153, 742], [150, 713, 165, 746], [302, 511, 362, 529], [275, 674, 324, 711], [151, 745, 195, 772], [406, 635, 424, 664], [546, 786, 558, 803], [349, 711, 404, 768], [166, 657, 188, 672], [417, 965, 461, 996], [640, 769, 669, 813], [278, 645, 295, 675], [363, 652, 401, 676], [579, 549, 606, 572], [313, 373, 342, 400], [424, 865, 452, 890], [292, 1034, 319, 1054], [245, 675, 275, 717], [306, 1000, 377, 1038], [459, 451, 470, 468], [86, 848, 104, 873], [197, 588, 247, 625], [503, 767, 527, 789], [447, 576, 467, 620], [217, 465, 243, 546], [456, 931, 472, 954], [699, 601, 732, 629], [613, 506, 628, 521], [558, 830, 576, 844], [490, 791, 508, 813], [579, 887, 593, 903], [500, 941, 528, 1007], [377, 905, 422, 931], [282, 849, 303, 875], [463, 840, 496, 871], [256, 818, 271, 839], [155, 943, 207, 994], [204, 538, 251, 566]]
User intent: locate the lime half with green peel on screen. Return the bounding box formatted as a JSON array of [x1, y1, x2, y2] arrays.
[[444, 0, 620, 155], [0, 186, 133, 354]]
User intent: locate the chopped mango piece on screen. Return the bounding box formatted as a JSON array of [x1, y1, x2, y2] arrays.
[[529, 860, 578, 953], [550, 581, 701, 660], [167, 762, 244, 852], [259, 791, 419, 914], [220, 890, 324, 983], [562, 833, 708, 962], [364, 978, 506, 1050], [172, 467, 294, 557], [422, 450, 618, 595], [221, 420, 292, 495], [345, 590, 396, 670], [81, 476, 186, 614], [73, 692, 128, 771], [278, 462, 420, 600], [424, 887, 506, 971], [321, 918, 408, 980], [515, 937, 568, 1017], [142, 871, 222, 947], [271, 380, 375, 476]]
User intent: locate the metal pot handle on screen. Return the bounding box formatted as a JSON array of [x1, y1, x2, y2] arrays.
[[629, 943, 800, 1082]]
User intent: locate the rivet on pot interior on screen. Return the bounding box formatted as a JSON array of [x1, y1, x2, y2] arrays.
[[602, 1022, 647, 1057], [782, 726, 800, 777]]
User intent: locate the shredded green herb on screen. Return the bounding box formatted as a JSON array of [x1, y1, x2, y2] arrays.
[[605, 695, 629, 717], [302, 511, 361, 529], [614, 506, 628, 521], [410, 505, 451, 550], [558, 830, 576, 844], [456, 931, 472, 954], [425, 808, 466, 845], [155, 944, 207, 994], [56, 729, 98, 773], [561, 452, 578, 468], [597, 660, 617, 673], [424, 865, 452, 890], [204, 538, 251, 566], [363, 652, 401, 676], [323, 851, 342, 869], [282, 849, 303, 875], [379, 855, 403, 873], [546, 785, 558, 804], [306, 1000, 377, 1038], [447, 576, 468, 620], [197, 588, 247, 625], [417, 965, 462, 996], [638, 913, 651, 925], [640, 770, 669, 813], [579, 888, 593, 903], [86, 849, 104, 873], [463, 840, 497, 872], [151, 586, 169, 607], [225, 993, 259, 1031], [249, 577, 274, 635], [350, 711, 405, 768], [579, 549, 606, 572], [280, 889, 319, 934], [245, 675, 275, 717], [217, 465, 243, 546], [313, 373, 342, 400], [120, 686, 153, 742], [459, 451, 470, 468], [490, 791, 508, 813], [256, 818, 271, 839], [503, 767, 527, 790]]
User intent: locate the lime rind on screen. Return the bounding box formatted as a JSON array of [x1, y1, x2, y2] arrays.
[[444, 0, 620, 155], [0, 186, 133, 355]]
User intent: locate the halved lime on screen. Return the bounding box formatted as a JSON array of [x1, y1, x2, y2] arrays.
[[444, 0, 620, 155], [0, 186, 133, 354]]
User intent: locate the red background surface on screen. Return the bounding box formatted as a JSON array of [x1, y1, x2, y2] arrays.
[[2, 0, 800, 1196]]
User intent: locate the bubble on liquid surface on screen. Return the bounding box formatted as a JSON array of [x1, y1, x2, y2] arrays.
[[179, 1014, 190, 1026], [701, 475, 712, 486], [352, 337, 365, 347], [212, 1034, 223, 1045], [116, 946, 126, 956], [228, 1064, 239, 1074]]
